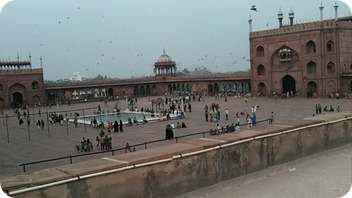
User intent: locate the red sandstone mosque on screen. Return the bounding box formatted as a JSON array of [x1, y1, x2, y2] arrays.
[[0, 4, 351, 108]]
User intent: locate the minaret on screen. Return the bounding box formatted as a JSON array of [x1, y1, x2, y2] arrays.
[[334, 2, 338, 20], [278, 8, 283, 28], [17, 52, 19, 61], [319, 2, 324, 21], [248, 15, 253, 32], [288, 8, 294, 26]]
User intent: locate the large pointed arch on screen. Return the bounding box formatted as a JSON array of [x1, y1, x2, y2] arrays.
[[281, 75, 296, 95]]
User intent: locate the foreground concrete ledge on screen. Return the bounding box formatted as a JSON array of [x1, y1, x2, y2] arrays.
[[56, 157, 127, 177], [0, 168, 72, 191], [182, 130, 267, 148], [0, 143, 202, 191], [304, 112, 352, 122], [1, 113, 351, 192], [34, 144, 201, 178]]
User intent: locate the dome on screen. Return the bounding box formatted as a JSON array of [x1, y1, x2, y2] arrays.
[[157, 54, 172, 63]]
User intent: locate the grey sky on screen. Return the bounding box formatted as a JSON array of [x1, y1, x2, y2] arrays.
[[0, 0, 351, 80]]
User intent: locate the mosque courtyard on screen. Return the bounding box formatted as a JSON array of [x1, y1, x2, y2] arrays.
[[0, 95, 351, 176]]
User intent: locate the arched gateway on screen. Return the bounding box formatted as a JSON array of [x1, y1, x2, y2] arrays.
[[282, 75, 296, 95], [12, 92, 23, 107]]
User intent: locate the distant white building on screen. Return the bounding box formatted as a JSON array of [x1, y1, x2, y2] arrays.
[[70, 72, 82, 82], [191, 67, 211, 75]]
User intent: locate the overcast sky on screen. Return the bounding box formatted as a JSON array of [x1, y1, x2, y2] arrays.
[[0, 0, 351, 80]]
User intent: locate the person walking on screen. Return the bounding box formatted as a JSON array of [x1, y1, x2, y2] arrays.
[[247, 115, 252, 129], [19, 117, 24, 128], [269, 112, 275, 124], [119, 120, 123, 132], [41, 120, 45, 130], [236, 112, 240, 126], [113, 120, 119, 132], [225, 108, 229, 120], [205, 110, 209, 122], [73, 116, 78, 128]]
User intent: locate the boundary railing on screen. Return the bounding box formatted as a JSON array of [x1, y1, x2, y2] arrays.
[[18, 118, 270, 173]]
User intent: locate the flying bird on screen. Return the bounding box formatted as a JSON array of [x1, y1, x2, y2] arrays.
[[250, 5, 257, 12]]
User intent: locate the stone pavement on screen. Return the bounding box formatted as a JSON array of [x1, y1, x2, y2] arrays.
[[0, 95, 351, 176]]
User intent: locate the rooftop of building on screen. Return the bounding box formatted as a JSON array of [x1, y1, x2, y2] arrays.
[[250, 15, 352, 38]]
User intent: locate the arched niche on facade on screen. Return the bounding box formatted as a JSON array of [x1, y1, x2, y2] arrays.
[[326, 40, 334, 52], [256, 46, 264, 57], [327, 80, 335, 94], [327, 62, 335, 74], [208, 84, 213, 94], [214, 83, 219, 93], [32, 95, 40, 104], [151, 85, 157, 95], [134, 86, 139, 96], [101, 89, 107, 97], [139, 86, 145, 95], [146, 85, 151, 95], [168, 84, 172, 92], [64, 91, 72, 100], [307, 81, 318, 97], [307, 61, 317, 74], [0, 97, 4, 108], [257, 64, 265, 76], [258, 82, 266, 95], [72, 90, 79, 100], [187, 84, 192, 92], [108, 88, 114, 97], [94, 89, 100, 98], [31, 81, 39, 89], [306, 40, 316, 53]]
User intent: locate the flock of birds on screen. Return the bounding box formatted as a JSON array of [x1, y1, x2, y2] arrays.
[[33, 5, 259, 75]]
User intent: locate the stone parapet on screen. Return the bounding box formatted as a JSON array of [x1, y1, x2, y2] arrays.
[[250, 19, 352, 38], [1, 112, 351, 197], [0, 68, 43, 75]]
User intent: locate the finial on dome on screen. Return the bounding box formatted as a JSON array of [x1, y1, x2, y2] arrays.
[[163, 48, 165, 54]]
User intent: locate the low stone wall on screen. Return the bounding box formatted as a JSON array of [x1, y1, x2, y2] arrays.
[[2, 113, 351, 198]]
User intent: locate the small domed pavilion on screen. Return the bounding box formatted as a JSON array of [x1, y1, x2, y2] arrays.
[[154, 50, 176, 76]]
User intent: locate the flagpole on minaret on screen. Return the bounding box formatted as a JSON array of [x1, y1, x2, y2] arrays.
[[248, 14, 253, 32], [40, 56, 43, 69], [28, 52, 32, 64]]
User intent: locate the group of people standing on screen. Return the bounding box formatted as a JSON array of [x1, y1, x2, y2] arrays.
[[36, 120, 45, 130], [110, 120, 124, 132], [96, 130, 112, 150]]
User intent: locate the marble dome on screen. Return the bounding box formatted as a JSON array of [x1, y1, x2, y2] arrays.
[[157, 54, 172, 63]]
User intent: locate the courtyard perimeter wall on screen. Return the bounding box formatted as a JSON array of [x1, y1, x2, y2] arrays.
[[2, 113, 351, 198]]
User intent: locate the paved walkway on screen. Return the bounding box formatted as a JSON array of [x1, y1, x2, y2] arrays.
[[0, 96, 351, 176], [176, 144, 352, 198]]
